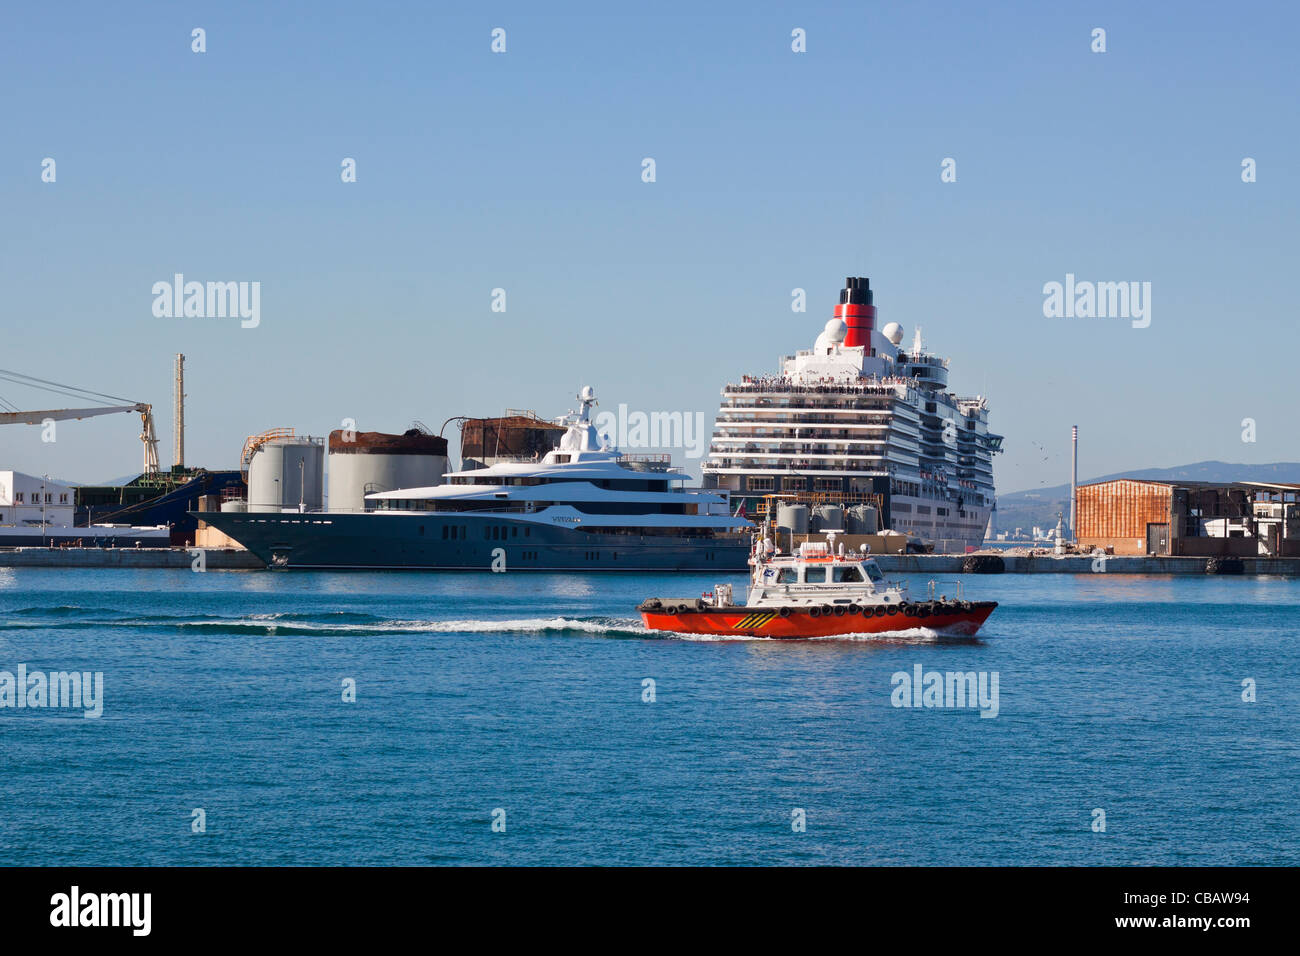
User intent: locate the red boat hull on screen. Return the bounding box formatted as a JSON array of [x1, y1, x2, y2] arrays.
[[640, 601, 997, 639]]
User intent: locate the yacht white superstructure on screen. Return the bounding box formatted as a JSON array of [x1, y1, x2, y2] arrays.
[[702, 277, 1002, 552], [369, 386, 744, 537]]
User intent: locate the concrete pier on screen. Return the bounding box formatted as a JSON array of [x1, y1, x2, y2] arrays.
[[874, 553, 1300, 575]]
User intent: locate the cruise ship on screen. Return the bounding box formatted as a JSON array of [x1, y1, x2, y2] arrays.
[[702, 277, 1002, 551], [196, 388, 752, 571]]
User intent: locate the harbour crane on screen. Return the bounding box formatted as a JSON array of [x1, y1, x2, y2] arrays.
[[0, 368, 160, 476]]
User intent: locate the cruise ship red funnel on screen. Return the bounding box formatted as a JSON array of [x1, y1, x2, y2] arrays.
[[836, 276, 876, 349]]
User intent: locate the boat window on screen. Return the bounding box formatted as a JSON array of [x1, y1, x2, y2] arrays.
[[832, 566, 864, 583], [865, 563, 884, 582], [776, 568, 799, 584], [804, 567, 826, 583]]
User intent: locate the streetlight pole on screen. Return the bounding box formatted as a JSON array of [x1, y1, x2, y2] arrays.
[[41, 474, 48, 546]]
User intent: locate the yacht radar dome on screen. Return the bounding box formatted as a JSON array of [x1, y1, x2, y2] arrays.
[[882, 322, 904, 346]]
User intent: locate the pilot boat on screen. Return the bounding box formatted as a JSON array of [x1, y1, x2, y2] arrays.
[[638, 532, 997, 638]]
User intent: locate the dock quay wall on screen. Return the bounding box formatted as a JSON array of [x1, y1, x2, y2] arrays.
[[874, 554, 1300, 576]]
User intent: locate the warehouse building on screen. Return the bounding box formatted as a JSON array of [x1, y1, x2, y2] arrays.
[[1077, 478, 1300, 557]]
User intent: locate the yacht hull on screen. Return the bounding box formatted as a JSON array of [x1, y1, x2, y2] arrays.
[[193, 511, 750, 571]]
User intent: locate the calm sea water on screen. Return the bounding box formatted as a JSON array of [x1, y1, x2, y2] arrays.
[[1, 565, 1296, 866]]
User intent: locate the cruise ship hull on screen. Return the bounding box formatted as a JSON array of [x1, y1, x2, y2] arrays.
[[195, 511, 750, 572]]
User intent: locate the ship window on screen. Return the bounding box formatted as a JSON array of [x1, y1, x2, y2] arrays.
[[511, 527, 517, 537], [832, 566, 864, 583], [865, 563, 884, 583], [441, 526, 448, 539], [804, 567, 826, 583], [15, 493, 22, 503], [484, 527, 491, 539], [776, 568, 799, 584], [525, 527, 531, 537]]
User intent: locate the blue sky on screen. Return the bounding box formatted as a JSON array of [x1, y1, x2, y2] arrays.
[[3, 0, 1297, 493]]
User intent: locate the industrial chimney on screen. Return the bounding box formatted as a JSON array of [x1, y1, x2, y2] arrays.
[[1070, 424, 1078, 542], [836, 277, 876, 349], [174, 353, 185, 470]]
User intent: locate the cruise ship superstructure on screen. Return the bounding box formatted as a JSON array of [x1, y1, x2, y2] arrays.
[[702, 277, 1002, 551]]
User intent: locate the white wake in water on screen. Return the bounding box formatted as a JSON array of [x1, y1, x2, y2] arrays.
[[16, 610, 963, 642]]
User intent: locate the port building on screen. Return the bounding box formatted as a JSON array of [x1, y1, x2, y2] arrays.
[[1077, 478, 1300, 556], [0, 472, 75, 527]]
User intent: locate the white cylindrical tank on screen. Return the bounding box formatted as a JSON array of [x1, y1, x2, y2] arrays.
[[327, 428, 449, 512], [248, 437, 325, 513]]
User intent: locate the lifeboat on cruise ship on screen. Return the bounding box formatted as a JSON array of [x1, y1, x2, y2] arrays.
[[638, 534, 996, 639]]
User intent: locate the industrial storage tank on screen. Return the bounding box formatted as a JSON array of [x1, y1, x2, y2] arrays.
[[812, 504, 845, 532], [776, 503, 809, 534], [846, 504, 879, 535], [328, 428, 449, 513], [461, 412, 564, 469], [246, 436, 325, 513]]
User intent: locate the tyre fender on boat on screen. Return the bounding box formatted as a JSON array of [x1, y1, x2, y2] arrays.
[[779, 606, 793, 618], [887, 605, 900, 615]]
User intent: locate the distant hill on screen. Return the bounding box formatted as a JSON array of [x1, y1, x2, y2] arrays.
[[995, 461, 1300, 535]]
